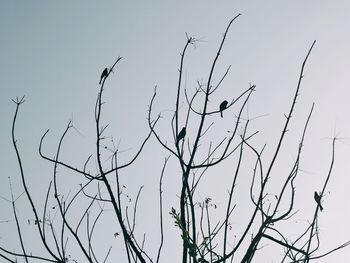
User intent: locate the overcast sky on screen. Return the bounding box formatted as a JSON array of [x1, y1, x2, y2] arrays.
[[1, 1, 350, 262]]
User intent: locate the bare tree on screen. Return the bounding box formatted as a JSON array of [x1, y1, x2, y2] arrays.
[[1, 15, 349, 263]]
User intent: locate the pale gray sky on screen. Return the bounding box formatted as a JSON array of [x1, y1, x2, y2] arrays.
[[1, 1, 350, 262]]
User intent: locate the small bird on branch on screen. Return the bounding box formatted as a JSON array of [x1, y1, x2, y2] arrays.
[[314, 191, 323, 211], [99, 68, 108, 84], [219, 100, 228, 118], [176, 127, 186, 144]]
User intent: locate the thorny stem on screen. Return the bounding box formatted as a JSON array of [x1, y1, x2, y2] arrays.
[[304, 137, 336, 262], [178, 14, 241, 263], [11, 96, 60, 262], [95, 58, 147, 263]]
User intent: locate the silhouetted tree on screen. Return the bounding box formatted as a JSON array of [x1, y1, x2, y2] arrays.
[[1, 14, 349, 263]]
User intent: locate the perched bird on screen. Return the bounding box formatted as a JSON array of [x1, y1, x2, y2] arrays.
[[219, 100, 228, 118], [314, 191, 323, 211], [176, 127, 186, 144], [99, 68, 108, 84]]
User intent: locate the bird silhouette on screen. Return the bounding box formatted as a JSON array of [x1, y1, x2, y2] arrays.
[[219, 100, 228, 118], [99, 68, 108, 84], [177, 127, 186, 144], [314, 191, 323, 211]]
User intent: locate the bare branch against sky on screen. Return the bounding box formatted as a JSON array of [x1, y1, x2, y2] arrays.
[[1, 1, 350, 262]]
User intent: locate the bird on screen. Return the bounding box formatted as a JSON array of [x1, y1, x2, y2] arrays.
[[314, 191, 323, 211], [219, 100, 228, 118], [99, 68, 108, 84], [176, 127, 186, 144]]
